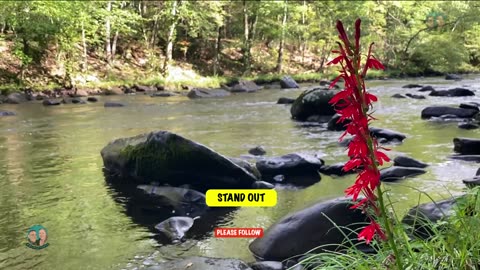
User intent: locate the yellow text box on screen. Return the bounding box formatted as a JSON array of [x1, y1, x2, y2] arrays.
[[206, 189, 277, 207]]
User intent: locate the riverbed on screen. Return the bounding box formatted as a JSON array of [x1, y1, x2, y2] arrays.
[[0, 77, 479, 269]]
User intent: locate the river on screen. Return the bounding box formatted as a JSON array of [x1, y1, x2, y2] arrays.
[[0, 77, 479, 269]]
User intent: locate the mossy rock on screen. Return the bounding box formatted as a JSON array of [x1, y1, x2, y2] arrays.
[[101, 131, 258, 190], [290, 88, 337, 121]]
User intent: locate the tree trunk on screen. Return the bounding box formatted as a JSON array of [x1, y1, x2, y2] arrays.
[[243, 0, 250, 74], [213, 26, 222, 76], [301, 0, 306, 64], [105, 1, 112, 64], [276, 0, 288, 73], [163, 0, 178, 74], [112, 30, 119, 60], [81, 21, 88, 72]]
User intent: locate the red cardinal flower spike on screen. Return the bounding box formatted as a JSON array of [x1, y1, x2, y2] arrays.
[[328, 18, 389, 244]]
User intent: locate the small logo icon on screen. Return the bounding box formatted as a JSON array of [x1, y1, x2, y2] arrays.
[[26, 225, 49, 250]]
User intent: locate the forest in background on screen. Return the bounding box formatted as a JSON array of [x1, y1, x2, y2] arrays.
[[0, 1, 480, 90]]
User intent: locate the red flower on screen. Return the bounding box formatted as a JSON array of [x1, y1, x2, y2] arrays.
[[329, 18, 390, 245]]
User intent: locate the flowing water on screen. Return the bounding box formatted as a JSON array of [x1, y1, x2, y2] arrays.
[[0, 77, 479, 270]]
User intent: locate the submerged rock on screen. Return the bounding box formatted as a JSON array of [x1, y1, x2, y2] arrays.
[[421, 106, 478, 119], [429, 88, 475, 97], [392, 93, 407, 99], [280, 76, 300, 89], [101, 131, 258, 190], [449, 155, 480, 162], [250, 261, 283, 270], [402, 84, 423, 88], [453, 137, 480, 155], [104, 102, 125, 107], [42, 99, 61, 106], [187, 88, 230, 99], [458, 122, 479, 130], [150, 92, 175, 97], [248, 197, 369, 261], [290, 88, 337, 121], [155, 216, 195, 243], [276, 97, 295, 104], [255, 153, 323, 186], [393, 156, 428, 168], [87, 97, 98, 102], [147, 257, 253, 270], [405, 93, 426, 99], [462, 176, 480, 189], [445, 74, 462, 80], [418, 86, 435, 92], [380, 166, 426, 182], [136, 185, 207, 216], [0, 111, 15, 116]]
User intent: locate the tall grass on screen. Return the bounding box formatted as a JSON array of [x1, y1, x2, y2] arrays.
[[295, 186, 480, 270]]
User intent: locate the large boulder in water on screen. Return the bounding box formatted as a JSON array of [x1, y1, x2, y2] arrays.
[[429, 88, 474, 97], [453, 137, 480, 155], [421, 106, 478, 119], [248, 197, 369, 261], [229, 80, 262, 93], [101, 131, 258, 190], [280, 76, 299, 89], [393, 156, 428, 168], [147, 257, 253, 270], [255, 153, 324, 186], [290, 88, 337, 121], [369, 127, 406, 142]]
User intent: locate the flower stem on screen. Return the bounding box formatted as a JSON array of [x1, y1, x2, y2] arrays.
[[376, 184, 404, 270]]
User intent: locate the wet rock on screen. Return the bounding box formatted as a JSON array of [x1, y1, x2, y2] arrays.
[[305, 115, 332, 123], [421, 106, 478, 119], [429, 88, 475, 97], [87, 97, 98, 102], [477, 168, 480, 176], [42, 99, 61, 106], [255, 153, 324, 186], [249, 146, 266, 156], [0, 111, 15, 116], [459, 102, 479, 111], [251, 181, 275, 189], [462, 176, 480, 189], [458, 122, 479, 130], [393, 156, 428, 168], [248, 197, 369, 261], [445, 74, 462, 80], [277, 97, 295, 104], [230, 80, 262, 93], [103, 86, 124, 95], [453, 137, 480, 155], [147, 257, 253, 270], [402, 197, 459, 239], [380, 166, 426, 182], [319, 162, 356, 176], [133, 85, 157, 92], [62, 97, 85, 104], [391, 93, 406, 99], [327, 114, 350, 131], [187, 88, 231, 99], [250, 261, 283, 270], [290, 88, 337, 121], [418, 86, 435, 92], [150, 92, 175, 97], [104, 102, 125, 107], [405, 93, 426, 99], [101, 131, 258, 190], [6, 92, 28, 104], [449, 155, 480, 162], [370, 127, 406, 142], [402, 84, 423, 88], [136, 185, 207, 216], [280, 76, 299, 89], [155, 216, 195, 243]]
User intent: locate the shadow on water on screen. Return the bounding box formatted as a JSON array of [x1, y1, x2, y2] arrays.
[[103, 171, 237, 244]]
